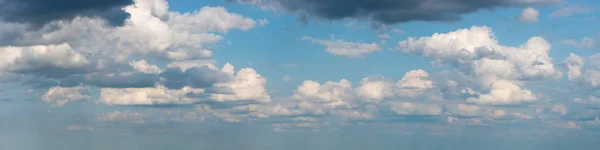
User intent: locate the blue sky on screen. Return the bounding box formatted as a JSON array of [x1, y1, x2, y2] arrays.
[[1, 0, 600, 149]]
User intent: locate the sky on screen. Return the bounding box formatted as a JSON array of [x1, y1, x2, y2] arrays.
[[1, 0, 600, 149]]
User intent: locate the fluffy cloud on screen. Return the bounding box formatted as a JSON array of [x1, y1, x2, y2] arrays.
[[564, 53, 584, 80], [42, 85, 91, 106], [0, 43, 90, 78], [0, 0, 267, 109], [233, 0, 557, 25], [390, 102, 443, 116], [517, 7, 539, 23], [300, 36, 381, 58], [100, 63, 270, 105], [397, 26, 560, 105]]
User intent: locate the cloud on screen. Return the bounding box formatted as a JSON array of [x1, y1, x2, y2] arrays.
[[549, 5, 592, 18], [283, 75, 292, 81], [41, 85, 90, 106], [62, 72, 158, 88], [390, 102, 443, 116], [0, 43, 90, 78], [397, 26, 561, 105], [233, 0, 557, 25], [99, 63, 270, 106], [0, 0, 267, 109], [0, 0, 133, 27], [561, 37, 595, 49], [96, 111, 144, 123], [159, 66, 230, 89], [517, 7, 539, 23], [564, 53, 584, 80], [66, 124, 95, 131], [301, 36, 381, 58]]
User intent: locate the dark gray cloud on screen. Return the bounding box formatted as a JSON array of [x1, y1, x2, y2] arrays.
[[232, 0, 557, 25], [0, 0, 133, 27], [159, 66, 231, 90]]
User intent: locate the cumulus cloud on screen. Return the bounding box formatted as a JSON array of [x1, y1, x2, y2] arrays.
[[0, 0, 133, 27], [564, 53, 584, 80], [397, 26, 560, 105], [99, 63, 270, 106], [300, 36, 381, 58], [390, 102, 443, 116], [0, 0, 267, 109], [41, 85, 90, 106], [517, 7, 539, 23], [0, 43, 90, 78], [549, 5, 592, 18], [232, 0, 557, 25]]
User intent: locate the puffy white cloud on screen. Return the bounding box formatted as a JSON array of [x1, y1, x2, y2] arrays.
[[42, 85, 90, 106], [395, 70, 435, 97], [517, 7, 539, 23], [99, 63, 270, 105], [209, 66, 271, 103], [355, 70, 435, 103], [397, 26, 560, 105], [130, 60, 161, 74], [564, 53, 584, 80], [300, 36, 381, 58], [466, 80, 536, 105], [0, 0, 265, 91], [0, 43, 89, 77], [294, 79, 354, 105], [561, 37, 595, 49], [355, 76, 394, 103]]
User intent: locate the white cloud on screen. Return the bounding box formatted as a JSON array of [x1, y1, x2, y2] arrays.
[[99, 63, 270, 105], [397, 26, 560, 105], [130, 59, 161, 74], [390, 102, 443, 116], [301, 36, 381, 58], [550, 5, 592, 18], [355, 76, 395, 103], [0, 43, 89, 77], [517, 7, 539, 23], [466, 80, 536, 105], [294, 79, 354, 105], [42, 85, 90, 106], [564, 53, 584, 80], [561, 37, 595, 49]]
